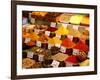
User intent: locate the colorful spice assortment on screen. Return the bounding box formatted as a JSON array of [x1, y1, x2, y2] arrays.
[[22, 11, 90, 69]]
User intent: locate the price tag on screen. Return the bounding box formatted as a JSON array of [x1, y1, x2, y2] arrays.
[[27, 51, 34, 58], [24, 38, 31, 43], [55, 44, 61, 48], [65, 61, 73, 67], [51, 22, 56, 28], [48, 44, 54, 49], [22, 24, 29, 28], [22, 18, 28, 25], [25, 28, 30, 33], [87, 52, 90, 58], [85, 27, 89, 31], [51, 60, 60, 68], [57, 23, 62, 28], [38, 54, 44, 61], [36, 41, 41, 47], [34, 29, 39, 34], [62, 23, 68, 28], [31, 18, 35, 24], [56, 34, 61, 39], [45, 31, 50, 36], [73, 49, 79, 55], [60, 46, 66, 53], [73, 25, 79, 30], [67, 35, 73, 41], [29, 13, 31, 20]]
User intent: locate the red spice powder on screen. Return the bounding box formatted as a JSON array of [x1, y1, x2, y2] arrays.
[[47, 27, 57, 32], [74, 40, 89, 52], [61, 38, 75, 48], [65, 55, 79, 63], [26, 41, 35, 46]]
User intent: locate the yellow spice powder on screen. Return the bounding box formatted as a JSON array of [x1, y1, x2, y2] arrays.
[[55, 26, 69, 35]]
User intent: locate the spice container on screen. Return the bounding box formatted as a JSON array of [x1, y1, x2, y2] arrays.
[[22, 58, 36, 69], [60, 38, 75, 55], [50, 46, 60, 55], [65, 55, 79, 67], [55, 25, 69, 39]]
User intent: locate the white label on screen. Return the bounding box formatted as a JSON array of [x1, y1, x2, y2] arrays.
[[56, 34, 61, 39], [26, 27, 30, 32], [73, 49, 79, 55], [87, 52, 90, 58], [22, 18, 28, 25], [29, 13, 31, 20], [67, 35, 73, 41], [38, 54, 44, 61], [24, 38, 31, 43], [55, 44, 61, 48], [36, 41, 41, 47], [31, 18, 35, 24], [85, 27, 89, 31], [48, 44, 54, 49], [73, 25, 79, 30], [51, 22, 56, 27], [62, 23, 68, 28], [34, 29, 39, 34], [57, 23, 62, 27], [51, 60, 60, 68], [45, 31, 50, 36], [65, 61, 73, 67], [27, 51, 34, 58], [22, 24, 29, 28], [60, 46, 66, 53]]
